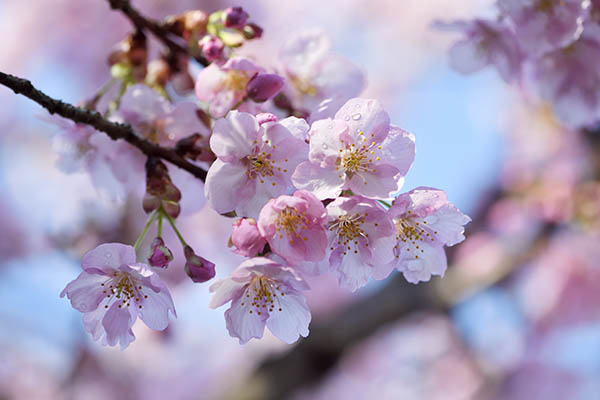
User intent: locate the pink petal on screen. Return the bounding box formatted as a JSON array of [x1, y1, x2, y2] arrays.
[[60, 272, 107, 312], [334, 98, 390, 143], [292, 161, 344, 200], [378, 126, 416, 175], [205, 159, 252, 214], [210, 111, 259, 161], [308, 118, 347, 167], [81, 243, 136, 273], [225, 289, 268, 344], [347, 164, 401, 198], [102, 303, 136, 349], [266, 292, 311, 343]]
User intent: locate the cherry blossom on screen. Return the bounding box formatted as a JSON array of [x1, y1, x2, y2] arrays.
[[257, 190, 328, 266], [498, 0, 590, 56], [293, 98, 415, 200], [195, 57, 264, 118], [436, 19, 524, 83], [325, 196, 396, 291], [205, 110, 309, 217], [387, 187, 471, 284], [209, 257, 311, 344], [278, 28, 365, 118], [60, 243, 176, 349]]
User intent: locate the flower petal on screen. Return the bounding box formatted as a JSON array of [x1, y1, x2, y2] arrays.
[[60, 272, 107, 313], [210, 111, 259, 161], [102, 302, 136, 349], [205, 159, 252, 214], [81, 243, 136, 273], [266, 292, 311, 344], [292, 161, 344, 200], [225, 288, 268, 344], [334, 98, 390, 143]]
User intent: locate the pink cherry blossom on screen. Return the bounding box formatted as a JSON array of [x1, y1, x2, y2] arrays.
[[60, 243, 176, 349], [324, 196, 396, 291], [278, 28, 365, 118], [230, 218, 267, 257], [257, 190, 327, 266], [387, 187, 471, 284], [209, 257, 311, 344], [528, 25, 600, 127], [205, 110, 309, 217], [292, 98, 415, 200], [436, 19, 524, 83], [498, 0, 589, 56], [116, 84, 209, 146], [195, 57, 264, 118]]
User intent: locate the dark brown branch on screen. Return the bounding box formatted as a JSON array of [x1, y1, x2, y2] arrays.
[[108, 0, 209, 66], [0, 71, 207, 181]]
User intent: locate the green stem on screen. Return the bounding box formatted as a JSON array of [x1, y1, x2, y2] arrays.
[[378, 199, 392, 209], [133, 211, 159, 251], [157, 213, 163, 237], [162, 208, 188, 247]]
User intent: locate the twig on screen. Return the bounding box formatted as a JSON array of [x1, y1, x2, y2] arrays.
[[108, 0, 209, 66], [0, 71, 207, 181]]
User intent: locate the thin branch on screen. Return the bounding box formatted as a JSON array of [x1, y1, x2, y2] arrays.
[[0, 71, 207, 181], [108, 0, 209, 66]]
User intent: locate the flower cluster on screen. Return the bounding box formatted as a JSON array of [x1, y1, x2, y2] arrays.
[[58, 5, 469, 348], [438, 0, 600, 128]]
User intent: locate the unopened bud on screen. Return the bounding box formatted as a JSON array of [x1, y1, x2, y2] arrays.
[[243, 23, 263, 39], [223, 7, 249, 29], [184, 246, 216, 283], [143, 194, 161, 213], [147, 237, 173, 268], [199, 35, 225, 62], [247, 73, 285, 103], [185, 10, 208, 35], [230, 218, 266, 257]]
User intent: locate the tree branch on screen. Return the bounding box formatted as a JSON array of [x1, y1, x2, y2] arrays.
[[108, 0, 209, 66], [0, 71, 207, 181]]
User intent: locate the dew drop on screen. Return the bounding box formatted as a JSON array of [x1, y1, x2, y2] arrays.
[[105, 253, 112, 258], [352, 113, 362, 121], [327, 124, 333, 129], [344, 116, 350, 121], [322, 143, 328, 150], [354, 103, 361, 109]]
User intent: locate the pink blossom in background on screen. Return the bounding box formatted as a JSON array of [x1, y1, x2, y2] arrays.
[[230, 218, 267, 257], [387, 187, 470, 284], [293, 98, 415, 200], [528, 26, 600, 127], [209, 257, 311, 344], [205, 110, 309, 217], [258, 190, 327, 266], [325, 196, 396, 291], [60, 243, 176, 349], [435, 19, 524, 83], [115, 84, 210, 146], [498, 0, 589, 56], [278, 28, 365, 118], [195, 57, 264, 118]]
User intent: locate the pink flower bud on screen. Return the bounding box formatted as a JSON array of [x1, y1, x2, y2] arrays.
[[231, 218, 267, 257], [247, 73, 285, 103], [199, 35, 224, 62], [184, 246, 216, 283], [223, 7, 249, 29], [147, 237, 173, 268], [256, 112, 278, 125]]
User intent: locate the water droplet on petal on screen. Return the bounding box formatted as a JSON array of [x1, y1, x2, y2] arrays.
[[327, 124, 333, 129], [105, 253, 112, 258], [352, 113, 361, 121], [344, 116, 350, 121], [322, 143, 328, 150], [354, 103, 361, 109]]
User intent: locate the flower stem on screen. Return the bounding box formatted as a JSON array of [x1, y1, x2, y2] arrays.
[[133, 211, 159, 251], [161, 208, 188, 247], [378, 199, 392, 208], [157, 213, 163, 237]]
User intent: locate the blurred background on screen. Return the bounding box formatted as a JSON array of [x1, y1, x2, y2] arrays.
[[1, 0, 599, 399]]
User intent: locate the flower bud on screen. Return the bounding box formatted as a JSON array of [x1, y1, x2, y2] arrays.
[[243, 23, 263, 40], [142, 193, 161, 213], [184, 246, 216, 283], [223, 7, 249, 29], [184, 10, 208, 35], [247, 73, 285, 103], [230, 218, 267, 257], [199, 35, 224, 62], [146, 59, 171, 87], [147, 237, 173, 268], [162, 201, 181, 219], [256, 112, 279, 125]]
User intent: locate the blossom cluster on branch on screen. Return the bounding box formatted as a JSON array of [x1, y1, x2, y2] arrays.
[[2, 4, 470, 348], [439, 0, 600, 128]]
